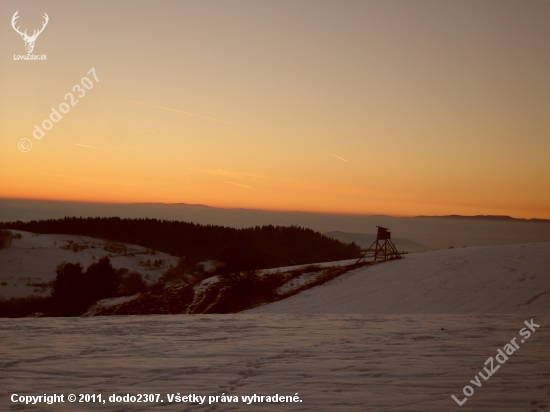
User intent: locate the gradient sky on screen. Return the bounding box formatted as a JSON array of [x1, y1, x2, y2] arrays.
[[1, 0, 549, 218]]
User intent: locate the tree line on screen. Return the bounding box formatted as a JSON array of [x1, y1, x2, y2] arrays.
[[0, 217, 361, 269]]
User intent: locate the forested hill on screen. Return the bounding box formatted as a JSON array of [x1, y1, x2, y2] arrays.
[[0, 217, 361, 269]]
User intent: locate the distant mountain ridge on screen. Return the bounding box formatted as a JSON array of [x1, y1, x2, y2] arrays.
[[2, 199, 550, 249], [131, 206, 550, 223], [417, 215, 550, 223]]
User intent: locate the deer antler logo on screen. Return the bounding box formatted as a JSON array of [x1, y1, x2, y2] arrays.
[[11, 11, 49, 54]]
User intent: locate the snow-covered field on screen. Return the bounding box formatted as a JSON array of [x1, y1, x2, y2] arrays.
[[1, 243, 549, 411], [1, 314, 548, 411], [0, 231, 178, 299], [250, 243, 550, 314]]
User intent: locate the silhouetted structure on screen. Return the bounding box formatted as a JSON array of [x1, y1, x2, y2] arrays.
[[356, 226, 403, 264]]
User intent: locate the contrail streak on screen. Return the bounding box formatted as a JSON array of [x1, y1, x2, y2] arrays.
[[122, 99, 234, 125], [75, 143, 102, 149], [224, 181, 253, 189], [217, 169, 242, 180], [324, 150, 348, 162]]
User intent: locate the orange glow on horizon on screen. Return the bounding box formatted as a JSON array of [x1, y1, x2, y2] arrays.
[[1, 1, 548, 221]]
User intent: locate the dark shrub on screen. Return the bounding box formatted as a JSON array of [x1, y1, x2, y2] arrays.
[[51, 257, 120, 316], [162, 256, 206, 284], [119, 271, 148, 295], [0, 295, 52, 318], [84, 257, 118, 303], [51, 262, 87, 316], [0, 229, 12, 249], [209, 271, 278, 313]]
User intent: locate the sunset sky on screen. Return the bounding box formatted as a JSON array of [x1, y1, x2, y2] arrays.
[[1, 0, 549, 219]]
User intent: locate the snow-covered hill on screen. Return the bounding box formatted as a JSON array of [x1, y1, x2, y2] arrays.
[[249, 242, 550, 314], [0, 230, 178, 299]]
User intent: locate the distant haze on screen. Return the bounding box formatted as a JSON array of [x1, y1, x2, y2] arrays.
[[1, 199, 548, 250]]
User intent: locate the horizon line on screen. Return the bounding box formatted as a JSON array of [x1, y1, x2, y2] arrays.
[[0, 197, 549, 222]]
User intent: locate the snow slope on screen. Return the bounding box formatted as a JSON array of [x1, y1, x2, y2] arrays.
[[0, 230, 178, 299], [249, 243, 550, 314]]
